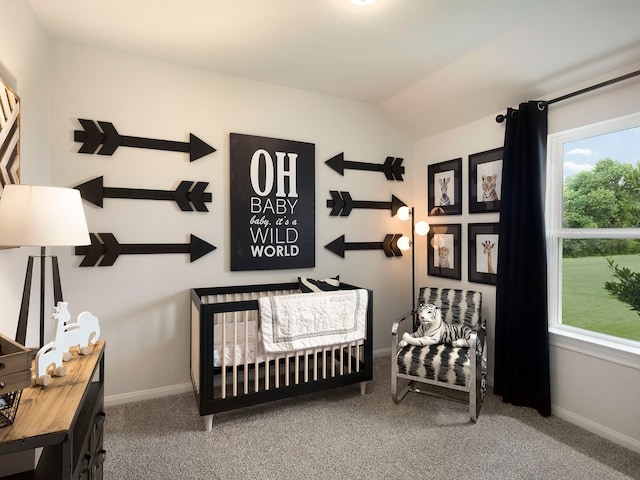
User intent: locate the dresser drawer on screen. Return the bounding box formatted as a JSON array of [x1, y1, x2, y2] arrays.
[[0, 333, 32, 392], [0, 369, 31, 394]]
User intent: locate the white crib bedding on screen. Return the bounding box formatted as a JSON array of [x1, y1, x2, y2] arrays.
[[213, 320, 263, 368], [212, 319, 364, 368]]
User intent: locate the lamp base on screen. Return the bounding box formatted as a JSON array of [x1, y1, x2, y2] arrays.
[[15, 249, 63, 348]]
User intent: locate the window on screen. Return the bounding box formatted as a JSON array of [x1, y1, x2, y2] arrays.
[[547, 112, 640, 355]]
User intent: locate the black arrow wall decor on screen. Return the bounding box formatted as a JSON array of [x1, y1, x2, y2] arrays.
[[74, 176, 212, 212], [324, 234, 403, 258], [74, 119, 216, 161], [327, 191, 406, 216], [325, 153, 404, 181], [75, 233, 216, 267]]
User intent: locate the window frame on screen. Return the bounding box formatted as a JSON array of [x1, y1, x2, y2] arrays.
[[546, 112, 640, 367]]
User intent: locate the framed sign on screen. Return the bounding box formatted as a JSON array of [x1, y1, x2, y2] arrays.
[[469, 147, 502, 213], [427, 223, 461, 280], [468, 222, 499, 285], [428, 158, 461, 216], [230, 133, 315, 271]]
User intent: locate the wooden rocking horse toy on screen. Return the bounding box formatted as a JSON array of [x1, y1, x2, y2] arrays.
[[34, 302, 69, 386], [34, 302, 101, 385]]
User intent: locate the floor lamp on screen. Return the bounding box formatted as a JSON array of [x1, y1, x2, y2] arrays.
[[0, 185, 90, 347], [396, 206, 429, 317]]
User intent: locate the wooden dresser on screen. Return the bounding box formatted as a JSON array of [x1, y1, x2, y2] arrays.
[[0, 340, 105, 479]]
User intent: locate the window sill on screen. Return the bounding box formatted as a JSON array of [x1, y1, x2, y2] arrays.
[[549, 326, 640, 370]]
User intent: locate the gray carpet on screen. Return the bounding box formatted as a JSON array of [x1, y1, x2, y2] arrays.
[[104, 357, 640, 479]]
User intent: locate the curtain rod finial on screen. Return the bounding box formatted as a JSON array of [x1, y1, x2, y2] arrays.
[[496, 113, 506, 123]]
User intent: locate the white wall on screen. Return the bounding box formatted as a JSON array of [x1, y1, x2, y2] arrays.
[[414, 67, 640, 452], [3, 0, 639, 453], [45, 42, 413, 401], [0, 0, 52, 346], [546, 68, 640, 453], [412, 117, 501, 381]]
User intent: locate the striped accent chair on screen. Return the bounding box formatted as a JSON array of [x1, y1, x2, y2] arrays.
[[391, 287, 487, 422]]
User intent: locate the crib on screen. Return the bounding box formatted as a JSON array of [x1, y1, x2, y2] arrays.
[[190, 281, 373, 431]]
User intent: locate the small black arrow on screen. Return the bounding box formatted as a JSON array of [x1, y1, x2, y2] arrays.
[[74, 176, 212, 212], [75, 233, 216, 266], [324, 234, 403, 258], [74, 119, 216, 161], [327, 191, 406, 217], [325, 153, 404, 181]]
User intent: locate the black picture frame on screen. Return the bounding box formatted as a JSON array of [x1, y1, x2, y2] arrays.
[[468, 222, 499, 285], [469, 147, 503, 213], [428, 158, 462, 216], [427, 223, 461, 280]]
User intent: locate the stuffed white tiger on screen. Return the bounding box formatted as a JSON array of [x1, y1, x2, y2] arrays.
[[399, 302, 473, 348]]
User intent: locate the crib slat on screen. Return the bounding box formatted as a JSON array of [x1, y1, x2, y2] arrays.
[[265, 353, 270, 390], [285, 354, 290, 387], [221, 313, 226, 399], [304, 352, 308, 383], [232, 311, 238, 397], [313, 348, 318, 381]]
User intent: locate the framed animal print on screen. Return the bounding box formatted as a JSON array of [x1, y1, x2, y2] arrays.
[[427, 223, 461, 280], [427, 158, 461, 216], [469, 147, 502, 213], [468, 222, 498, 285]]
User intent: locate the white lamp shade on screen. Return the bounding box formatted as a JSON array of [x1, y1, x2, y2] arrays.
[[0, 185, 90, 247]]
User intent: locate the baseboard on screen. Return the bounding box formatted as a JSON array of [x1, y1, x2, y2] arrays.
[[105, 382, 192, 407], [373, 347, 391, 358], [552, 404, 640, 454]]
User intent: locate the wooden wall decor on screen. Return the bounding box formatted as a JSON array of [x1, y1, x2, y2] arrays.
[[327, 191, 406, 216], [230, 133, 315, 271], [75, 176, 212, 211], [0, 77, 20, 196], [325, 153, 404, 181], [325, 233, 403, 258], [74, 119, 216, 161], [75, 233, 215, 266]]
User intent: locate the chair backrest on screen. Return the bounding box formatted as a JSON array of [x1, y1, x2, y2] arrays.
[[418, 287, 483, 331]]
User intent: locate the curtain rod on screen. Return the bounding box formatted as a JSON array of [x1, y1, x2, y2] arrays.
[[495, 68, 640, 123]]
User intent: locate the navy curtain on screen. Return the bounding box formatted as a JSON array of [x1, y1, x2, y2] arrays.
[[494, 101, 551, 416]]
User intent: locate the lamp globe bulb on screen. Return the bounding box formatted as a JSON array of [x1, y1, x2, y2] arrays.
[[397, 206, 410, 221], [415, 221, 430, 236], [397, 236, 411, 251]]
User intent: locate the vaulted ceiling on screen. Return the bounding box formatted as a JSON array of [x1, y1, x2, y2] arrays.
[[28, 0, 640, 139]]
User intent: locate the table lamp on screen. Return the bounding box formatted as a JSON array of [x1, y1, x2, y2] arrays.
[[0, 185, 90, 347]]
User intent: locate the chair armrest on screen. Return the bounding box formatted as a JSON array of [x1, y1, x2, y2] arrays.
[[391, 311, 414, 360], [469, 331, 478, 359], [391, 311, 414, 337]]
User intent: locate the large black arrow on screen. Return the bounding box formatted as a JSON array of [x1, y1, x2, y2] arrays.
[[75, 233, 216, 266], [327, 191, 406, 216], [74, 119, 216, 161], [75, 176, 212, 212], [325, 153, 404, 181], [324, 234, 403, 258]]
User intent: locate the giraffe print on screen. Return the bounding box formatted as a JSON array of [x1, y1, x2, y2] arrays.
[[481, 240, 495, 274]]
